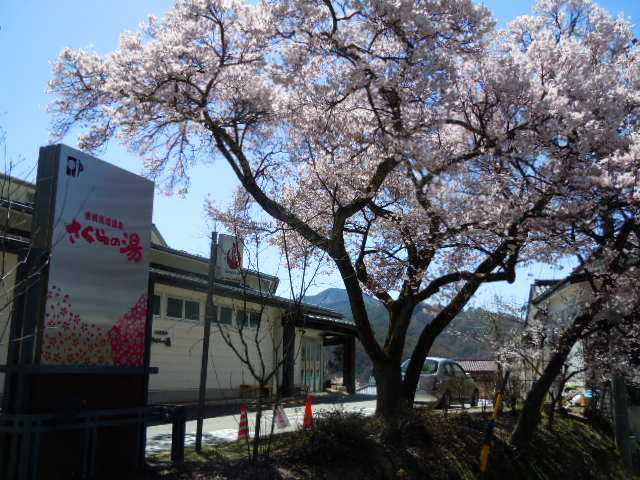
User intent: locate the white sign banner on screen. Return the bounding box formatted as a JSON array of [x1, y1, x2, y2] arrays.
[[39, 145, 154, 367], [216, 234, 243, 282]]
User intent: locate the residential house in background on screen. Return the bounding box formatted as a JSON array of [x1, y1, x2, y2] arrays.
[[523, 278, 589, 392], [524, 276, 640, 445], [455, 359, 499, 399]]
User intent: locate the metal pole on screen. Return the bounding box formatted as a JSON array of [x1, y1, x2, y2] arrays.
[[480, 370, 510, 476], [195, 232, 217, 452], [612, 374, 633, 470]]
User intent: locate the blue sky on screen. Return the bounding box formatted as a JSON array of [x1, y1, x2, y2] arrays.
[[1, 0, 639, 307]]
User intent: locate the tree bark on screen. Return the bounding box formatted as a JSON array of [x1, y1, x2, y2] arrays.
[[373, 358, 406, 417], [546, 393, 557, 431], [334, 251, 413, 416], [511, 349, 569, 447], [402, 235, 520, 406], [402, 321, 440, 407], [402, 294, 473, 406], [510, 311, 592, 448], [252, 395, 263, 462], [546, 375, 566, 431]]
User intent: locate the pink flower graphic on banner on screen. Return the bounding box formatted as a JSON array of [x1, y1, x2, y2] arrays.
[[107, 294, 147, 366], [42, 285, 112, 365]]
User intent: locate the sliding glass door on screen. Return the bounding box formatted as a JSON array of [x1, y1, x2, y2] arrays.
[[301, 339, 323, 392]]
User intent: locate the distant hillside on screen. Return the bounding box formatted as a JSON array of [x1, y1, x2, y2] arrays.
[[305, 288, 522, 379]]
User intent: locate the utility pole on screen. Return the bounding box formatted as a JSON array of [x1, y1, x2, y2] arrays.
[[195, 232, 217, 452], [612, 374, 633, 470]]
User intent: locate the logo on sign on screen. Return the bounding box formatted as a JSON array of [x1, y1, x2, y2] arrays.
[[226, 241, 241, 270], [66, 156, 84, 178]]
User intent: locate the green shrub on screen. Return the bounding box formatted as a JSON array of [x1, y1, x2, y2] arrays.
[[287, 410, 376, 466], [377, 410, 432, 448]]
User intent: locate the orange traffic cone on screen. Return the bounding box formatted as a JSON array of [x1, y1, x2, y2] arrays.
[[238, 403, 249, 440], [303, 395, 314, 429]]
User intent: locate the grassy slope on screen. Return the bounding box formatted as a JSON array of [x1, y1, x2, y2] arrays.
[[147, 411, 637, 480]]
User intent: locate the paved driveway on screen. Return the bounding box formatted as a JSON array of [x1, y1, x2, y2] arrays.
[[146, 398, 377, 453]]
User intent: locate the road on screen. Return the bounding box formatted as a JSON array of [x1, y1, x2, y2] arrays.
[[146, 398, 377, 453], [145, 395, 495, 454]]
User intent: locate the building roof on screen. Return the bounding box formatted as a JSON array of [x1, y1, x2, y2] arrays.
[[152, 242, 280, 286], [149, 265, 357, 333], [455, 359, 499, 373], [530, 274, 588, 306], [0, 174, 354, 334], [0, 175, 281, 286], [525, 273, 590, 326]]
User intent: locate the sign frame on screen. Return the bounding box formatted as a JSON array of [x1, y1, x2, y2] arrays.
[[31, 144, 154, 367]]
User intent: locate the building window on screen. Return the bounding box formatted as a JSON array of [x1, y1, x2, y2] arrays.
[[219, 306, 233, 325], [166, 297, 184, 319], [237, 310, 261, 328], [152, 295, 161, 316], [237, 310, 247, 328], [185, 300, 200, 321]]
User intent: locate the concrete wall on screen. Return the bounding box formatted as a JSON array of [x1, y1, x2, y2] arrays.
[[148, 282, 282, 404]]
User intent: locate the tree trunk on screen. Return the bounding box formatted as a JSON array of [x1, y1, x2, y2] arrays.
[[265, 394, 280, 458], [373, 359, 406, 417], [401, 232, 523, 407], [510, 311, 592, 448], [511, 349, 568, 447], [252, 396, 263, 462], [546, 392, 557, 431], [402, 322, 441, 407]]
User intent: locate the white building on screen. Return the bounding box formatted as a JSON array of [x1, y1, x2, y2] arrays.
[[523, 278, 590, 392], [0, 176, 358, 406], [525, 276, 640, 445]]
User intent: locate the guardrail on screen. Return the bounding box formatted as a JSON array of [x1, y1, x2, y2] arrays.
[[356, 377, 377, 396]]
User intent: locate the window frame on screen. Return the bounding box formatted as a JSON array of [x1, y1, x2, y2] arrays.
[[152, 294, 161, 317], [249, 311, 261, 328], [421, 360, 438, 374], [453, 363, 467, 377], [236, 309, 261, 329], [164, 295, 203, 323], [443, 363, 456, 377], [184, 299, 201, 321], [218, 305, 234, 326], [166, 297, 184, 319]]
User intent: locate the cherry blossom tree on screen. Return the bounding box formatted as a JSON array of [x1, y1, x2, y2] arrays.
[[501, 303, 589, 428], [509, 127, 640, 447], [47, 0, 639, 417], [488, 0, 640, 447], [510, 212, 640, 447]]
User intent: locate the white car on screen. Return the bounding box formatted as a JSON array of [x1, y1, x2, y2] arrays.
[[402, 357, 480, 409]]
